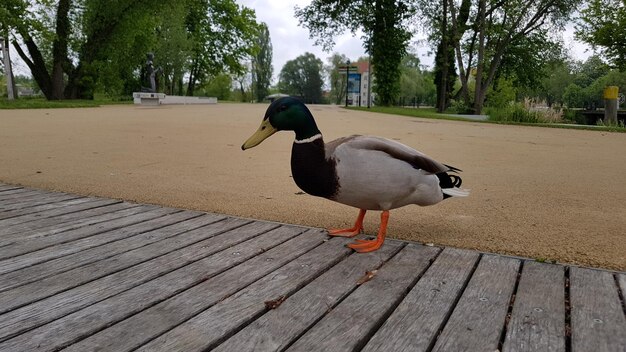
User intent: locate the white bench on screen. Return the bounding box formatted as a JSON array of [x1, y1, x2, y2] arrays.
[[133, 92, 166, 106]]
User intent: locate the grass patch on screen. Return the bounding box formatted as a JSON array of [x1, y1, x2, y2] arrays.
[[348, 105, 626, 133], [0, 97, 131, 109], [348, 106, 470, 121], [596, 118, 626, 129]]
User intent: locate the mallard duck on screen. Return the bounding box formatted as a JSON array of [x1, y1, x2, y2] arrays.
[[242, 97, 469, 253]]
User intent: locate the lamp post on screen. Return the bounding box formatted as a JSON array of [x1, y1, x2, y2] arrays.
[[345, 60, 350, 107], [367, 37, 371, 108]]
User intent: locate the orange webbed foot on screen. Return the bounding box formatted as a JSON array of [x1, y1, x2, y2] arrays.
[[328, 227, 362, 237], [346, 210, 389, 253], [328, 209, 366, 238], [347, 238, 385, 253]]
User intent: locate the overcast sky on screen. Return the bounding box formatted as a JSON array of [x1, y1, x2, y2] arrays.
[[238, 0, 595, 84]]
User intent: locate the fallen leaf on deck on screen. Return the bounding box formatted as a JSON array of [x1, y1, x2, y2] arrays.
[[356, 270, 378, 285], [264, 295, 286, 309]]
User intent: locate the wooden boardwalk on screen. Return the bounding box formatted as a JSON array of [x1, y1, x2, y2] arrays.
[[0, 183, 624, 352]]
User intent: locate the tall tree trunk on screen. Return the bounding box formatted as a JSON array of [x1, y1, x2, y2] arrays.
[[177, 76, 184, 96], [436, 0, 449, 113], [473, 0, 487, 114], [13, 0, 73, 100], [187, 61, 197, 96], [448, 0, 472, 106], [12, 37, 53, 99], [51, 0, 71, 100]]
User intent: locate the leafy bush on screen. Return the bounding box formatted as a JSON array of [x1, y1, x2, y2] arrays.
[[563, 108, 586, 124], [450, 99, 474, 114], [486, 103, 541, 123], [486, 98, 566, 123], [486, 77, 516, 108]]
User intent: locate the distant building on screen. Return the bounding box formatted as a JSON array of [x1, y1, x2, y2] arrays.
[[346, 61, 374, 107]]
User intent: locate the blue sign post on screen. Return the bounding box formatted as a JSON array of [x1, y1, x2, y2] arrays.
[[348, 73, 361, 94], [340, 62, 360, 106]]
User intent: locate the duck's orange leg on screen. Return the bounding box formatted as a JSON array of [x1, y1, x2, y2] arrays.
[[347, 211, 389, 253], [328, 209, 366, 237]]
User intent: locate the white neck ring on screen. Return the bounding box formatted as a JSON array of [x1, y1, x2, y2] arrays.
[[294, 134, 322, 144]]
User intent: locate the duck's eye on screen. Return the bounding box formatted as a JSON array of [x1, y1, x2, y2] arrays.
[[279, 105, 287, 111]]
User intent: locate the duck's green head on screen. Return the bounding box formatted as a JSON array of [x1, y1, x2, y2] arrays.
[[241, 97, 320, 150]]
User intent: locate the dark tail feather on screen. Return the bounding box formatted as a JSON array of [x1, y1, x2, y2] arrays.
[[436, 172, 464, 199], [444, 164, 462, 173]]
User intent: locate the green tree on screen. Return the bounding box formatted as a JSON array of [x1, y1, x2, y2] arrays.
[[433, 34, 457, 111], [295, 0, 414, 106], [576, 0, 626, 70], [278, 52, 324, 104], [65, 0, 164, 99], [252, 22, 273, 102], [2, 0, 73, 99], [185, 0, 260, 96], [519, 54, 614, 107], [485, 76, 516, 108], [563, 83, 586, 108], [326, 53, 348, 105], [537, 59, 575, 107], [399, 53, 435, 106], [428, 0, 579, 114], [433, 0, 460, 112], [572, 54, 610, 87], [233, 60, 253, 101], [200, 73, 232, 100], [2, 0, 168, 99], [1, 0, 261, 100], [418, 0, 470, 110], [153, 2, 194, 96]]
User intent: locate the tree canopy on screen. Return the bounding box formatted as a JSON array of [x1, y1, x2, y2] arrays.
[[326, 53, 349, 105], [1, 0, 262, 100], [576, 0, 626, 70], [278, 52, 324, 104], [252, 22, 273, 102], [295, 0, 414, 106]]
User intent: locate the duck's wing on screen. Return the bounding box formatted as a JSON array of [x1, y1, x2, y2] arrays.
[[327, 135, 456, 174]]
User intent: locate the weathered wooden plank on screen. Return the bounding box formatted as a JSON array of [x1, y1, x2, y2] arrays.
[[284, 244, 440, 352], [361, 247, 480, 352], [214, 241, 405, 352], [618, 274, 626, 313], [128, 235, 351, 352], [0, 198, 118, 226], [502, 261, 565, 352], [0, 205, 173, 251], [0, 185, 22, 192], [0, 187, 30, 196], [570, 268, 626, 352], [0, 210, 206, 274], [0, 191, 63, 208], [0, 219, 287, 346], [0, 202, 147, 240], [0, 210, 199, 290], [431, 255, 520, 352], [0, 205, 157, 258], [0, 215, 242, 314], [50, 229, 333, 352], [0, 189, 41, 200], [0, 194, 85, 217]]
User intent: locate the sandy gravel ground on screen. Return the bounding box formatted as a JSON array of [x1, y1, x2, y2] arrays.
[[1, 103, 625, 270]]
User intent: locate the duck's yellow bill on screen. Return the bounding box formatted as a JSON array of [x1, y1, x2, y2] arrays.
[[241, 119, 278, 150]]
